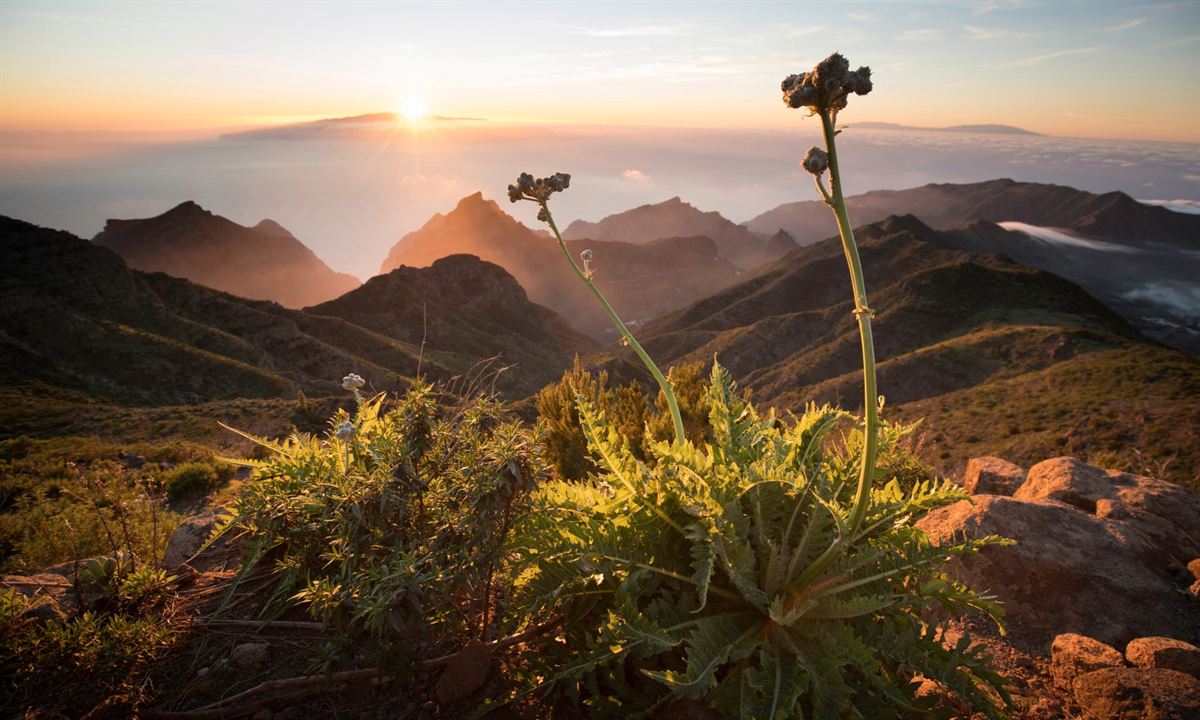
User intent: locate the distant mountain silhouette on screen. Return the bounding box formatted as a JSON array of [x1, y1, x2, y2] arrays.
[[852, 122, 1040, 135], [1, 216, 588, 403], [563, 196, 783, 269], [745, 179, 1200, 351], [94, 201, 360, 308], [378, 193, 744, 340]]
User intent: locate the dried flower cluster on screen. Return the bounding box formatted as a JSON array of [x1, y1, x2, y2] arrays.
[[508, 172, 571, 220], [781, 52, 872, 114], [342, 373, 365, 392], [801, 147, 830, 176]]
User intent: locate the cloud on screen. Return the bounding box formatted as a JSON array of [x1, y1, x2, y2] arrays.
[[569, 23, 691, 38], [782, 24, 826, 37], [999, 46, 1104, 67], [964, 24, 1036, 40], [1102, 17, 1147, 32], [848, 12, 878, 22], [898, 28, 944, 41], [622, 169, 650, 182]]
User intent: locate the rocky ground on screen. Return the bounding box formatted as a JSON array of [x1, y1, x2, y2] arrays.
[[5, 455, 1200, 719]]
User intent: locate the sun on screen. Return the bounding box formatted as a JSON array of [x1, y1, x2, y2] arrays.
[[397, 95, 428, 124]]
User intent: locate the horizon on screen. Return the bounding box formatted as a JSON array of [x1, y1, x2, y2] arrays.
[[2, 1, 1199, 143]]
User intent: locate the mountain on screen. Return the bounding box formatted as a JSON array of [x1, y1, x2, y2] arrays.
[[378, 193, 743, 340], [94, 201, 360, 308], [309, 254, 596, 397], [638, 214, 1200, 486], [1, 215, 586, 405], [745, 179, 1200, 352], [853, 122, 1040, 135], [562, 197, 780, 268]]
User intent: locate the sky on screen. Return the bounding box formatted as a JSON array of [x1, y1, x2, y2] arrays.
[[2, 0, 1199, 142]]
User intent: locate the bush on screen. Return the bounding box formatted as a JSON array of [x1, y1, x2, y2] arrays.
[[221, 380, 545, 659], [162, 461, 229, 500], [503, 365, 1010, 718]]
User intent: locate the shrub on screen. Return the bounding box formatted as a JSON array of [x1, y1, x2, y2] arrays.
[[220, 380, 545, 657], [502, 366, 1010, 717], [162, 461, 228, 500]]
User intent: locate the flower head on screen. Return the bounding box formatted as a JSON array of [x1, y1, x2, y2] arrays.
[[782, 52, 873, 114], [507, 172, 571, 205], [335, 421, 356, 442], [342, 373, 366, 392], [801, 147, 829, 175], [580, 248, 594, 278]]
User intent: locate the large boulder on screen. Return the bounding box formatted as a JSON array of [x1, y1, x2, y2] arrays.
[[1051, 633, 1124, 691], [962, 456, 1025, 496], [919, 457, 1200, 652], [1126, 637, 1200, 680], [1, 573, 77, 622], [1072, 667, 1200, 720], [1016, 457, 1200, 567]]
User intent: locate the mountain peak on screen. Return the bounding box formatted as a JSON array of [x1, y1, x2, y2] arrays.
[[165, 200, 211, 217], [253, 219, 295, 238]]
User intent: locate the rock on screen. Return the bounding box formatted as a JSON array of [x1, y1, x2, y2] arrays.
[[1126, 637, 1200, 679], [232, 642, 270, 669], [1051, 633, 1124, 691], [434, 639, 491, 704], [1188, 558, 1200, 581], [1, 573, 77, 621], [962, 457, 1025, 496], [1192, 579, 1200, 599], [1016, 457, 1200, 565], [918, 494, 1196, 651], [162, 511, 219, 568], [1072, 667, 1200, 719]]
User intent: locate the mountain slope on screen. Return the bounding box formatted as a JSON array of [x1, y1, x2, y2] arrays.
[[94, 201, 360, 308], [745, 180, 1200, 351], [563, 196, 778, 268], [638, 214, 1199, 486], [310, 254, 597, 397], [378, 193, 743, 340], [1, 216, 584, 405]]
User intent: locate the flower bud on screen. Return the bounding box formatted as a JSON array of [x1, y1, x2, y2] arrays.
[[335, 421, 355, 441], [342, 373, 365, 391], [802, 147, 829, 175]]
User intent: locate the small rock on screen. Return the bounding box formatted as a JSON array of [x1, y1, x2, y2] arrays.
[[1191, 579, 1200, 599], [232, 642, 270, 669], [197, 667, 210, 677], [1051, 633, 1124, 691], [2, 573, 78, 622], [162, 511, 219, 568], [1188, 558, 1200, 582], [962, 457, 1025, 496], [1073, 667, 1200, 719], [1126, 637, 1200, 680], [434, 640, 491, 704]]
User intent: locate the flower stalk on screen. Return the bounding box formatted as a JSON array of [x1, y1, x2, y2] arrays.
[[540, 202, 686, 445], [783, 52, 878, 538]]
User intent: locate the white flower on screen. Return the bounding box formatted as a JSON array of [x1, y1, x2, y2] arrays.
[[335, 421, 356, 441], [342, 373, 366, 391]]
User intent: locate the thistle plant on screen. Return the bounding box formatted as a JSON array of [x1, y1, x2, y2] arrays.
[[783, 52, 877, 539], [501, 53, 1011, 718], [508, 172, 686, 445]]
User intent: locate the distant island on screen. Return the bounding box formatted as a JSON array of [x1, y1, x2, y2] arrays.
[[852, 121, 1042, 136], [220, 112, 486, 140]]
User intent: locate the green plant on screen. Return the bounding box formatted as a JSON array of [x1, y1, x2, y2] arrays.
[[499, 52, 1010, 718], [504, 366, 1010, 717], [162, 460, 230, 501], [220, 379, 545, 654]]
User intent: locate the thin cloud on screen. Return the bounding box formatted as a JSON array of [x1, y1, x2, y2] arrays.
[[999, 46, 1104, 67], [622, 169, 650, 182], [569, 23, 692, 38], [1102, 17, 1147, 32], [964, 24, 1036, 40], [782, 24, 826, 37], [847, 12, 878, 23], [898, 28, 944, 41]]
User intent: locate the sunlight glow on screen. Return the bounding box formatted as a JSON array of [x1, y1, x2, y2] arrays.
[[397, 96, 429, 124]]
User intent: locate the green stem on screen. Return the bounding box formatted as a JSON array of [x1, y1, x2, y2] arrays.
[[819, 109, 879, 537], [540, 202, 686, 445]]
